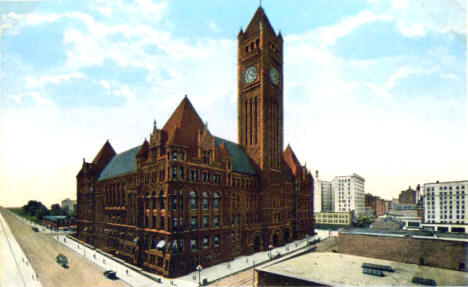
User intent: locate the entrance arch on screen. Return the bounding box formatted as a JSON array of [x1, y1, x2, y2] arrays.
[[283, 229, 290, 243], [251, 232, 263, 253], [270, 229, 282, 247]]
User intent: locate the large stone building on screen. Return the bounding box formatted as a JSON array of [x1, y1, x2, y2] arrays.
[[332, 174, 365, 217], [76, 7, 313, 278]]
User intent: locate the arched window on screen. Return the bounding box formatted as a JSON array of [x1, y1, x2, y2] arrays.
[[202, 192, 209, 210], [213, 192, 220, 209], [159, 190, 165, 209], [190, 191, 198, 209]]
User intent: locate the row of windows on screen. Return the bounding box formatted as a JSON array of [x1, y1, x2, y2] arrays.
[[190, 235, 221, 251]]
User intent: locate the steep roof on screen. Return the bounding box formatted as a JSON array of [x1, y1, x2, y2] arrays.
[[98, 145, 140, 181], [244, 6, 277, 38], [163, 96, 205, 155], [92, 140, 116, 172], [284, 144, 302, 177], [213, 137, 256, 175]]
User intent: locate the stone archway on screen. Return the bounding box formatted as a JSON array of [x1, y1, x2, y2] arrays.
[[283, 229, 290, 243], [254, 235, 262, 252], [270, 229, 282, 247], [251, 232, 263, 253]]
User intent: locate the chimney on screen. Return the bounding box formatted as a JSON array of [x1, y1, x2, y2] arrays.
[[315, 170, 319, 179]]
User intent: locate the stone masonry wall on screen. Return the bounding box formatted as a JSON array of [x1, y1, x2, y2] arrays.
[[338, 233, 468, 272]]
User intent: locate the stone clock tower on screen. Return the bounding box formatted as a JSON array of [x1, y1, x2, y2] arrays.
[[238, 6, 283, 171]]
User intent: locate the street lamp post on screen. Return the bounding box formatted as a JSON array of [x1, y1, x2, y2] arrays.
[[196, 264, 203, 286]]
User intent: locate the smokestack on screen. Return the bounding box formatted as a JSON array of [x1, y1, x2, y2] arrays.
[[315, 170, 319, 179]]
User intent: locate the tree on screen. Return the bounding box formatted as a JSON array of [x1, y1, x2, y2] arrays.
[[50, 204, 63, 216]]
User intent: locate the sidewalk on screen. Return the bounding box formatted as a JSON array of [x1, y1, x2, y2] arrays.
[[0, 212, 42, 287], [54, 230, 333, 287], [8, 210, 336, 287]]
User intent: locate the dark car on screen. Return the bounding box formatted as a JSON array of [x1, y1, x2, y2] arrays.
[[32, 227, 39, 232], [103, 270, 118, 280], [56, 254, 69, 268]]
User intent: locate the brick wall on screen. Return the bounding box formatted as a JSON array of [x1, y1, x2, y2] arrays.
[[338, 233, 468, 272]]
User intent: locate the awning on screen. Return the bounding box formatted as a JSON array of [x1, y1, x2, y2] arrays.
[[156, 240, 166, 249]]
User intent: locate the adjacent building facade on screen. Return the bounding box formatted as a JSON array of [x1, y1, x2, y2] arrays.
[[398, 186, 419, 205], [332, 174, 365, 217], [313, 171, 333, 213], [365, 193, 385, 218], [422, 180, 467, 233], [76, 7, 313, 278]]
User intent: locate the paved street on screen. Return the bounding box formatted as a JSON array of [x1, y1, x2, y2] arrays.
[[0, 211, 41, 287], [0, 208, 129, 287], [3, 207, 334, 287]]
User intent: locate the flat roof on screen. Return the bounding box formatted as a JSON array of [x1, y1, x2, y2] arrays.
[[256, 252, 468, 286], [341, 228, 468, 241]]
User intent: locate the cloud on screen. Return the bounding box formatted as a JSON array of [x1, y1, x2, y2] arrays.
[[112, 84, 134, 101], [100, 80, 111, 89], [24, 73, 85, 89], [317, 10, 391, 47], [386, 66, 436, 90]]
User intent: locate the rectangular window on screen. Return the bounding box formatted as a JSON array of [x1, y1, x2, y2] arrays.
[[160, 216, 165, 230], [190, 239, 198, 251], [172, 167, 177, 179], [203, 237, 209, 249], [203, 216, 209, 228], [203, 151, 210, 164], [172, 151, 178, 161], [190, 216, 198, 230], [179, 151, 184, 161], [179, 167, 184, 180], [179, 217, 183, 230], [172, 198, 177, 211], [214, 215, 219, 227], [214, 198, 220, 209], [173, 217, 178, 231]]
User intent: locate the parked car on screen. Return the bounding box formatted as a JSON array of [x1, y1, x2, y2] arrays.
[[32, 227, 39, 232], [103, 270, 118, 280], [56, 254, 69, 268]]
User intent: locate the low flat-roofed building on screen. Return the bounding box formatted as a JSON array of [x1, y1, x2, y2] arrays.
[[255, 252, 468, 286], [314, 212, 352, 228], [339, 228, 468, 272]]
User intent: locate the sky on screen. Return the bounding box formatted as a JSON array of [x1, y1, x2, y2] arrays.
[[0, 0, 466, 208]]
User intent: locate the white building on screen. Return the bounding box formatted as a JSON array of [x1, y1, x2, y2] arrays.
[[314, 171, 333, 212], [422, 180, 467, 233], [332, 174, 365, 217]]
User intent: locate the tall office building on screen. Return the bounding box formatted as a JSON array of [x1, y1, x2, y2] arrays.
[[314, 171, 333, 212], [332, 174, 365, 217], [423, 180, 467, 233]]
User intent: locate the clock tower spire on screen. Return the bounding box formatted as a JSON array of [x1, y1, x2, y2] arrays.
[[238, 7, 283, 171]]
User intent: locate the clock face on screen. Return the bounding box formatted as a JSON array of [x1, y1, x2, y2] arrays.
[[269, 67, 279, 85], [244, 66, 257, 84]]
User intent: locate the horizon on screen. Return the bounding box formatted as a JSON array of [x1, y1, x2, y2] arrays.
[[0, 0, 466, 207]]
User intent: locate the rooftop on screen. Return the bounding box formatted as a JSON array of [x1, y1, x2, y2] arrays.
[[341, 227, 468, 241], [256, 252, 468, 286]]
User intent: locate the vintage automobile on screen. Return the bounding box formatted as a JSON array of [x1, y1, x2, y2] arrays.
[[56, 254, 69, 268], [103, 270, 118, 280]]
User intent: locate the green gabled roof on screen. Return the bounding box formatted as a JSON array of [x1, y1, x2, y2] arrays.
[[213, 137, 256, 175], [98, 145, 141, 181]]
